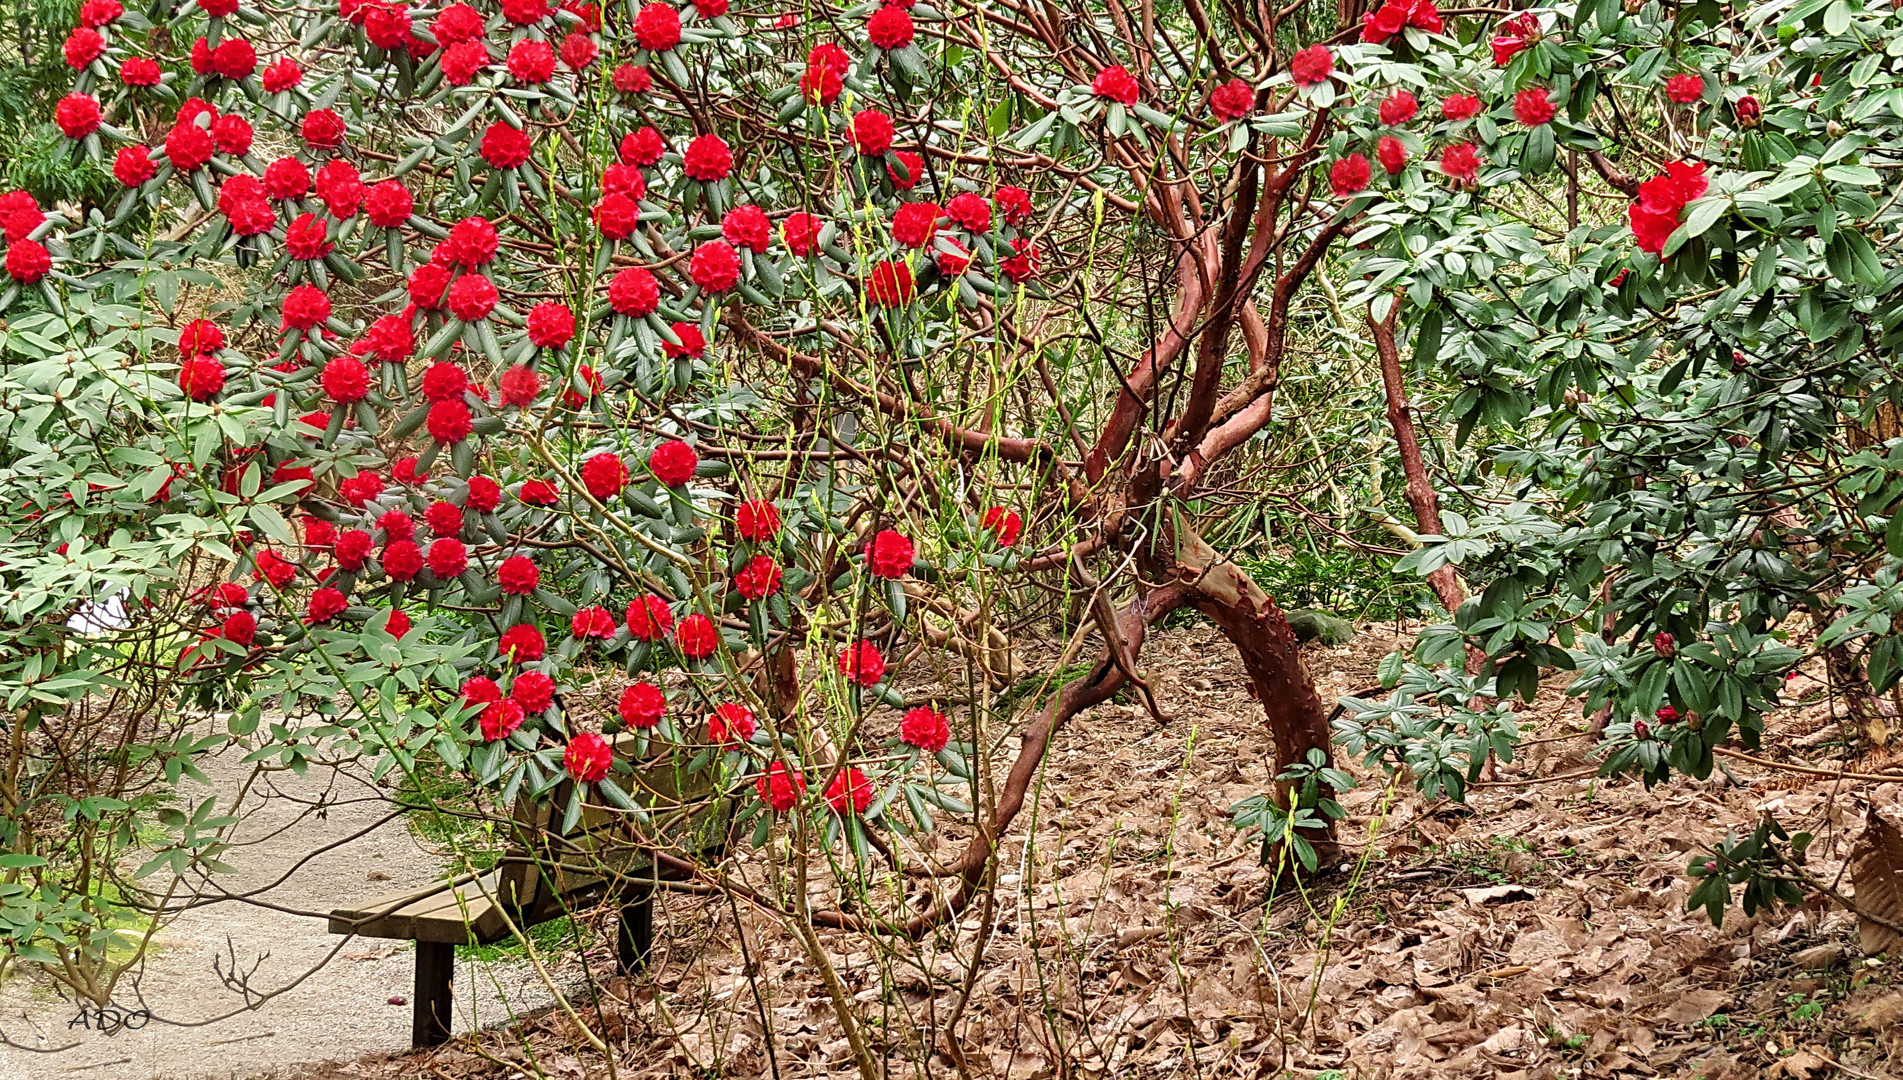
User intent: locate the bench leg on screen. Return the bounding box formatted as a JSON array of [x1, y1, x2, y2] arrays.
[[617, 888, 654, 976], [413, 941, 455, 1048]]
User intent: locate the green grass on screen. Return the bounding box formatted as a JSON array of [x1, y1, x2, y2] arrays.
[[456, 915, 586, 963]]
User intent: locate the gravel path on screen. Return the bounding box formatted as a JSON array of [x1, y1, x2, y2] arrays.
[[0, 743, 579, 1080]]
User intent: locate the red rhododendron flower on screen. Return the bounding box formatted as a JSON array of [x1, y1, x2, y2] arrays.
[[755, 761, 804, 811], [601, 162, 646, 200], [498, 554, 540, 594], [572, 605, 617, 640], [1491, 11, 1539, 66], [166, 120, 215, 170], [445, 214, 498, 265], [255, 550, 297, 589], [867, 4, 912, 49], [634, 2, 681, 49], [1513, 86, 1555, 126], [663, 322, 705, 359], [55, 93, 102, 139], [512, 670, 556, 712], [408, 263, 451, 309], [264, 157, 311, 200], [121, 56, 162, 87], [179, 319, 225, 358], [211, 38, 257, 79], [466, 475, 503, 512], [364, 3, 414, 49], [426, 501, 465, 537], [866, 529, 914, 578], [1001, 238, 1040, 283], [708, 702, 755, 744], [222, 610, 258, 646], [463, 676, 503, 707], [945, 192, 990, 233], [393, 456, 430, 484], [305, 516, 338, 550], [479, 699, 525, 741], [434, 2, 485, 43], [619, 682, 666, 728], [649, 440, 698, 486], [176, 355, 225, 399], [892, 202, 939, 247], [595, 193, 641, 239], [507, 38, 556, 82], [211, 113, 253, 155], [693, 0, 726, 16], [447, 274, 498, 321], [721, 204, 771, 252], [1210, 79, 1253, 121], [783, 212, 824, 255], [1442, 93, 1482, 121], [886, 150, 924, 189], [851, 109, 895, 156], [302, 108, 346, 149], [441, 40, 490, 84], [498, 623, 546, 662], [282, 284, 332, 330], [480, 122, 532, 168], [838, 641, 885, 686], [360, 315, 411, 363], [802, 56, 844, 105], [564, 733, 613, 782], [1666, 73, 1704, 104], [427, 537, 468, 578], [79, 0, 123, 27], [339, 470, 385, 507], [900, 706, 950, 753], [736, 499, 781, 541], [363, 180, 413, 229], [526, 302, 574, 348], [559, 32, 597, 70], [520, 478, 560, 505], [613, 63, 652, 93], [690, 240, 740, 291], [334, 529, 375, 569], [285, 213, 333, 260], [824, 767, 874, 815], [866, 260, 914, 306], [995, 185, 1033, 226], [1329, 153, 1371, 196], [500, 0, 551, 23], [608, 266, 660, 315], [683, 133, 733, 180], [321, 355, 371, 403], [262, 57, 303, 91], [936, 236, 971, 276], [427, 399, 473, 444], [383, 609, 412, 639], [1091, 65, 1140, 105], [625, 594, 673, 640], [1628, 160, 1707, 256], [1380, 89, 1419, 126], [675, 612, 718, 658], [62, 31, 102, 72], [1440, 141, 1480, 183], [620, 126, 666, 165], [380, 539, 425, 581], [1289, 45, 1332, 86], [734, 555, 782, 599], [1377, 135, 1408, 175], [581, 452, 629, 499], [981, 506, 1023, 545], [306, 587, 348, 624], [316, 160, 365, 217]]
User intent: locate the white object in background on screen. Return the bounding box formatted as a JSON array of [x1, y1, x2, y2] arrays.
[[67, 589, 132, 635]]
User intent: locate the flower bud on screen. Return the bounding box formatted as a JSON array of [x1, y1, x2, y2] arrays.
[[1734, 95, 1762, 128], [1654, 632, 1676, 658]]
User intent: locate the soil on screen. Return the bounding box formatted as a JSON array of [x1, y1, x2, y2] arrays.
[[0, 735, 579, 1080], [18, 624, 1903, 1079]]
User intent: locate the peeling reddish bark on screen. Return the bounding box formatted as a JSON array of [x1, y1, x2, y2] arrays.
[[1369, 305, 1466, 617]]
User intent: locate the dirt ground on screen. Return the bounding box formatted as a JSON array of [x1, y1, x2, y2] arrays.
[[27, 623, 1903, 1080]]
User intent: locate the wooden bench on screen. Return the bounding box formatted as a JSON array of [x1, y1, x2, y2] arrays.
[[328, 741, 729, 1047]]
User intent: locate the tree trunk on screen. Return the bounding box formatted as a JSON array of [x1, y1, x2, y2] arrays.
[[1370, 304, 1465, 617], [1174, 531, 1340, 867]]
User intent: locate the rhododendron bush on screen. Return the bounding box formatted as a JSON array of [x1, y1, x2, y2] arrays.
[[6, 0, 1903, 1027]]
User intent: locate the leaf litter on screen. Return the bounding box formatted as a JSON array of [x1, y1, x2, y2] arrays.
[[277, 623, 1903, 1080]]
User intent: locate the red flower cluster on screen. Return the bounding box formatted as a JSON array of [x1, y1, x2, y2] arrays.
[[1360, 0, 1441, 43], [682, 133, 733, 181], [1490, 12, 1540, 67], [866, 529, 914, 578], [1210, 79, 1253, 121], [1627, 160, 1708, 256], [690, 239, 740, 290], [1513, 87, 1556, 126], [564, 733, 613, 783], [838, 641, 886, 686], [619, 682, 666, 728], [803, 43, 848, 105], [1092, 65, 1140, 106], [1329, 154, 1371, 197], [900, 706, 950, 753], [649, 440, 698, 486], [851, 109, 894, 157], [625, 594, 673, 640], [756, 762, 805, 811], [866, 260, 914, 306], [708, 702, 755, 744], [733, 555, 782, 599], [1289, 45, 1332, 87]]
